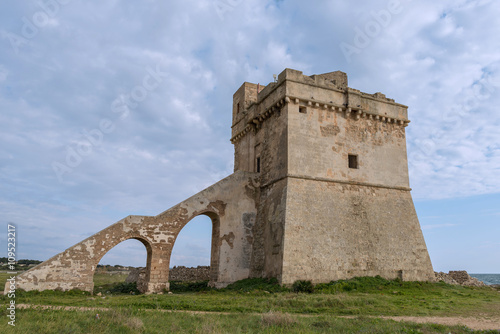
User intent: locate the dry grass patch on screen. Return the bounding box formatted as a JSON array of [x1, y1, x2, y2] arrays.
[[261, 311, 297, 328], [124, 317, 144, 331]]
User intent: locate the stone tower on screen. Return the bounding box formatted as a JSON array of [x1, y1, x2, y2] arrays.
[[9, 68, 434, 294], [231, 68, 434, 284]]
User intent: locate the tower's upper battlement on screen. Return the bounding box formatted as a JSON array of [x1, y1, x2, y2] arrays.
[[231, 68, 408, 144], [231, 68, 412, 191]]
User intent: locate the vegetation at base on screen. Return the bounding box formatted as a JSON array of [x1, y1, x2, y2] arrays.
[[14, 288, 91, 299], [168, 277, 289, 293], [315, 275, 414, 293], [0, 307, 498, 333], [223, 277, 288, 293], [169, 280, 212, 293], [105, 282, 140, 295], [93, 273, 131, 295], [292, 280, 314, 293]]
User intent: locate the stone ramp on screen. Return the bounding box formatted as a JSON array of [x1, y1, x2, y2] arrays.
[[7, 171, 259, 294]]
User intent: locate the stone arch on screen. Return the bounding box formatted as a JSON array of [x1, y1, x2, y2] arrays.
[[92, 236, 153, 293], [10, 171, 260, 293], [168, 211, 221, 284]]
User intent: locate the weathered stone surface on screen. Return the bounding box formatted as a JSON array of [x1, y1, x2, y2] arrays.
[[9, 68, 435, 295], [125, 267, 145, 283], [126, 266, 211, 285], [169, 266, 211, 282], [435, 271, 459, 285], [125, 267, 147, 292]]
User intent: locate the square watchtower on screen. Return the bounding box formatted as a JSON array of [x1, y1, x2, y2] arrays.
[[231, 68, 434, 284]]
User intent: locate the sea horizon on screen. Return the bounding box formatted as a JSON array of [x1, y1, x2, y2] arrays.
[[469, 273, 500, 285]]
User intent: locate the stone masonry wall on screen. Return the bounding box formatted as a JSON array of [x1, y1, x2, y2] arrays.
[[281, 178, 434, 284], [231, 68, 434, 284], [126, 266, 211, 284], [168, 266, 211, 281]]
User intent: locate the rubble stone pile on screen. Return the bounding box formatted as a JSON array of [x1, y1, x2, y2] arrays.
[[434, 270, 485, 287]]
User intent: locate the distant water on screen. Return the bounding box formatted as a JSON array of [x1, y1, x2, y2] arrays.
[[469, 274, 500, 285]]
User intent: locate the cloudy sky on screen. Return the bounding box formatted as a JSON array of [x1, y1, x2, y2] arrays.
[[1, 0, 498, 273]]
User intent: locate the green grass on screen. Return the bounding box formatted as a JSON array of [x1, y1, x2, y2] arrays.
[[0, 307, 494, 333], [2, 271, 129, 293], [93, 273, 136, 295], [2, 275, 499, 332], [93, 272, 129, 287], [170, 280, 213, 293], [0, 272, 13, 291], [224, 277, 288, 293], [6, 276, 499, 318]]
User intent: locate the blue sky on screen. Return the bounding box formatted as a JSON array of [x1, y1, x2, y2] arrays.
[[0, 0, 498, 273]]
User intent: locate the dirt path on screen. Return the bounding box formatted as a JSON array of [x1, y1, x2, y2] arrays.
[[16, 304, 500, 330], [377, 315, 500, 331]]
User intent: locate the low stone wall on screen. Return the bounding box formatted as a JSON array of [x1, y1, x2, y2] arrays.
[[169, 266, 210, 282], [434, 271, 485, 287], [125, 267, 148, 292], [126, 266, 210, 287]]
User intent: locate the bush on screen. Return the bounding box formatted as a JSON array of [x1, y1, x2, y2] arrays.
[[292, 280, 314, 293], [169, 281, 211, 293], [107, 282, 140, 294], [313, 276, 442, 294], [14, 288, 91, 297], [224, 278, 288, 293], [315, 281, 352, 294]]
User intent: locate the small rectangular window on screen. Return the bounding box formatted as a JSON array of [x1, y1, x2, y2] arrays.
[[256, 157, 261, 173], [237, 102, 240, 114], [348, 154, 358, 169], [299, 106, 307, 114]]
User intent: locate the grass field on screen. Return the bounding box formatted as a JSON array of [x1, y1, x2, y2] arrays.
[[1, 307, 492, 333], [1, 274, 499, 333], [93, 272, 129, 287], [0, 272, 12, 291]]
